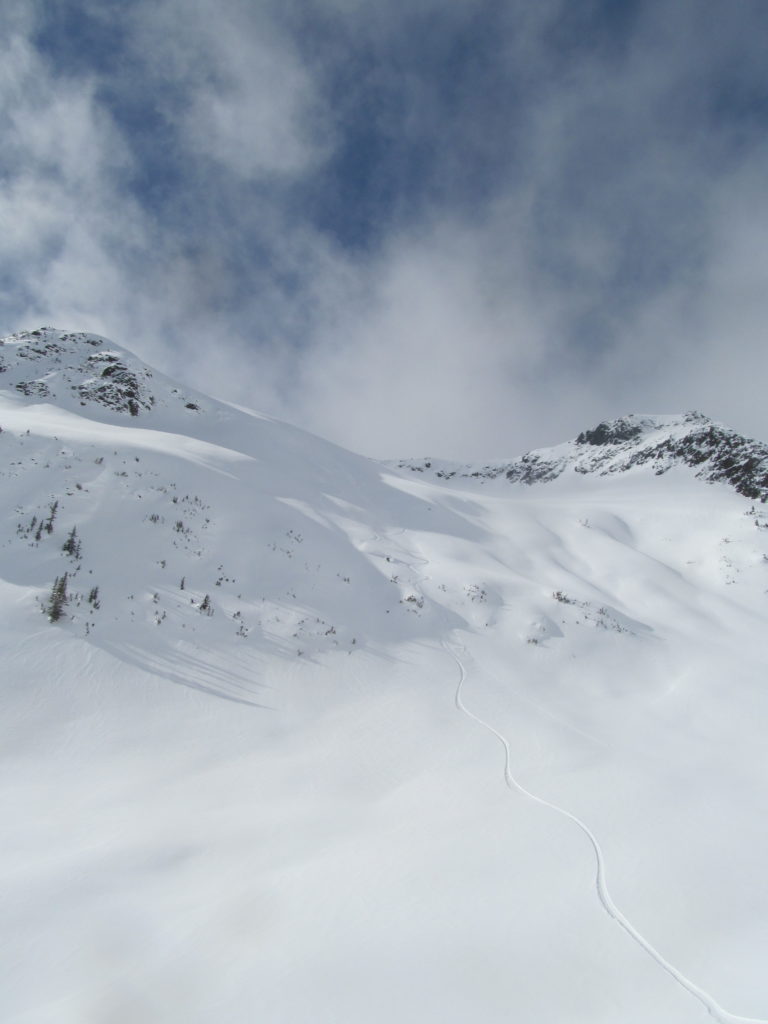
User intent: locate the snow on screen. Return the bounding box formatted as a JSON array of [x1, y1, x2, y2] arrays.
[[2, 329, 768, 1023]]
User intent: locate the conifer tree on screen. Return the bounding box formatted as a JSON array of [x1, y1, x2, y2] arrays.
[[62, 526, 80, 558], [45, 500, 58, 534], [47, 573, 69, 622]]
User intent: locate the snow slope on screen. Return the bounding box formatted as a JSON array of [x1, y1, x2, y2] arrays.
[[2, 328, 768, 1023]]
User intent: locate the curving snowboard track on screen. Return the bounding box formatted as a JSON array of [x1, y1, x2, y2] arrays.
[[443, 636, 766, 1024]]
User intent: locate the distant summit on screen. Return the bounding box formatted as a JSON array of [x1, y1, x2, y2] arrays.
[[396, 412, 768, 502]]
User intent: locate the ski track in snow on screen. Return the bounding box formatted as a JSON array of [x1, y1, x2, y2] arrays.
[[443, 636, 767, 1024]]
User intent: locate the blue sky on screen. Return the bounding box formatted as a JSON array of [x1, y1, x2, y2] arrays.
[[2, 0, 768, 457]]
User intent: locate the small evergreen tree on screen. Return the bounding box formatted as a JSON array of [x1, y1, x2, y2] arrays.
[[62, 526, 81, 558], [45, 500, 58, 534], [47, 573, 69, 622]]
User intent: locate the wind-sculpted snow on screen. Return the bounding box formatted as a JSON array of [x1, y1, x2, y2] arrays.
[[2, 328, 768, 1024], [396, 410, 768, 502]]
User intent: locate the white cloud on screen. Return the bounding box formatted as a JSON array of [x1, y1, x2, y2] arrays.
[[130, 0, 333, 180], [0, 28, 139, 320], [285, 218, 572, 459], [1, 0, 768, 460]]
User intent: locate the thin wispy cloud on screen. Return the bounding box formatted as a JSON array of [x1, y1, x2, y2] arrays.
[[1, 0, 767, 457]]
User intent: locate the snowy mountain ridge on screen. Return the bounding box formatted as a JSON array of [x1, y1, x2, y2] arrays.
[[3, 328, 768, 1024], [396, 410, 768, 502], [5, 327, 768, 502]]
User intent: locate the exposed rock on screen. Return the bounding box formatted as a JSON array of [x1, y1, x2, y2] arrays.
[[575, 418, 644, 445], [0, 327, 193, 420]]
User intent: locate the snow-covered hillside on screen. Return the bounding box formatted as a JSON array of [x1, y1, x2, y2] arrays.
[[3, 328, 768, 1024]]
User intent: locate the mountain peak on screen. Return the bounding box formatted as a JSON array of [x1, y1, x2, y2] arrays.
[[396, 411, 768, 502], [0, 327, 204, 423]]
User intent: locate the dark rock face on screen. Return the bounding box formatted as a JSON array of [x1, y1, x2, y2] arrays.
[[626, 425, 768, 501], [15, 381, 51, 398], [575, 419, 644, 446], [2, 327, 213, 433], [504, 454, 564, 485], [1, 328, 158, 418], [78, 352, 152, 416]]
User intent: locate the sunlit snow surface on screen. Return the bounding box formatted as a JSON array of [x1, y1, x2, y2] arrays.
[[2, 330, 768, 1023]]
